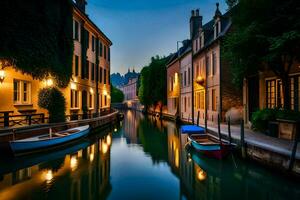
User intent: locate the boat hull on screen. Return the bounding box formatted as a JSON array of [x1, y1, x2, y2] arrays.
[[188, 135, 231, 159], [10, 126, 90, 154]]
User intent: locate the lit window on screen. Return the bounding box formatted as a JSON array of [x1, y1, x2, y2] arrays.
[[89, 93, 94, 109], [212, 89, 217, 111], [70, 90, 79, 109], [13, 80, 31, 104]]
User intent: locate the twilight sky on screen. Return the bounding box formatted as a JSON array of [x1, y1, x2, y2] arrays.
[[86, 0, 227, 74]]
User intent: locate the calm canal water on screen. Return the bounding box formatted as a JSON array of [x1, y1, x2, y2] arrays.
[[0, 110, 299, 200]]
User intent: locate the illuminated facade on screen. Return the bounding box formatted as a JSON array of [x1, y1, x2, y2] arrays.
[[191, 5, 242, 124], [0, 0, 112, 118], [167, 55, 180, 117]]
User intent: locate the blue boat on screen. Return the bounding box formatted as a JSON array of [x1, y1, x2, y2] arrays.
[[10, 125, 90, 155], [181, 125, 205, 134], [188, 134, 231, 159]]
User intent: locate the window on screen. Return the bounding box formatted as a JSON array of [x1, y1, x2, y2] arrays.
[[104, 69, 107, 84], [196, 92, 200, 109], [89, 93, 94, 109], [170, 77, 173, 91], [74, 55, 79, 76], [99, 67, 103, 83], [13, 80, 31, 104], [104, 45, 107, 60], [86, 30, 89, 49], [104, 95, 107, 106], [180, 73, 183, 86], [206, 55, 210, 76], [266, 79, 279, 108], [92, 35, 95, 52], [73, 20, 79, 41], [184, 71, 187, 86], [85, 60, 90, 79], [99, 42, 103, 57], [91, 63, 95, 81], [108, 70, 110, 84], [207, 90, 210, 111], [188, 68, 191, 85], [70, 90, 79, 108], [212, 89, 217, 111], [200, 91, 205, 109], [212, 52, 216, 76], [184, 97, 187, 112]]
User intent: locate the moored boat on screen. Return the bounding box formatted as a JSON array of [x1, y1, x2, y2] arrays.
[[188, 134, 231, 159], [181, 125, 205, 134], [10, 125, 90, 155]]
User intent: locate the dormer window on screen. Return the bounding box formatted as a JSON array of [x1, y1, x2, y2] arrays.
[[214, 20, 221, 38]]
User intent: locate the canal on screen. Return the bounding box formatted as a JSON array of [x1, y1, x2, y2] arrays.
[[0, 110, 299, 199]]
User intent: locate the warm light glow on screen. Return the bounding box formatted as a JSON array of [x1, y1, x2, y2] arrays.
[[0, 69, 5, 83], [101, 141, 108, 154], [174, 73, 178, 84], [196, 76, 205, 85], [44, 170, 53, 182], [106, 135, 112, 146], [197, 169, 207, 181], [103, 90, 108, 96], [46, 78, 54, 87], [89, 153, 94, 162], [70, 156, 78, 171], [114, 128, 118, 132], [70, 82, 77, 90], [90, 88, 94, 94]]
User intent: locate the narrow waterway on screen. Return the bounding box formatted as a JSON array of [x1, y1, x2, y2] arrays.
[[0, 110, 299, 200]]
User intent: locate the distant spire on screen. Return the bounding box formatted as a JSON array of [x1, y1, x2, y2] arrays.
[[133, 67, 135, 73], [128, 68, 130, 73]]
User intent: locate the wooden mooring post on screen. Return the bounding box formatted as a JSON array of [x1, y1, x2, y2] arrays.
[[197, 111, 200, 126], [217, 114, 222, 143], [227, 118, 232, 145], [240, 119, 246, 158]]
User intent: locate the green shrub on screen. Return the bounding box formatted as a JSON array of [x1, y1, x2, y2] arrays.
[[251, 109, 278, 131], [38, 87, 66, 123], [252, 108, 300, 132]]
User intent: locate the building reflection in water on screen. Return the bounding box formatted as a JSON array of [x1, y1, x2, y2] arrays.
[[0, 132, 112, 200], [123, 110, 144, 144]]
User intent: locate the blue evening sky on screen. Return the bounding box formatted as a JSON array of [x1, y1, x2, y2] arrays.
[[86, 0, 227, 74]]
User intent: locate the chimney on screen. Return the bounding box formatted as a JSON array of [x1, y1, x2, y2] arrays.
[[190, 9, 203, 39], [75, 0, 87, 13]]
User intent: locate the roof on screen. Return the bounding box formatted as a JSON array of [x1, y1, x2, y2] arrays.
[[193, 8, 232, 57], [72, 2, 112, 45], [166, 40, 192, 67]]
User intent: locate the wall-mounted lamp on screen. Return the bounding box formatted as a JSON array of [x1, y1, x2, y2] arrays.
[[196, 76, 205, 85], [46, 78, 54, 87], [0, 69, 5, 83], [70, 82, 77, 90]]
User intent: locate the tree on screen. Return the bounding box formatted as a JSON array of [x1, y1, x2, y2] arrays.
[[223, 0, 300, 110], [111, 86, 124, 103], [38, 87, 66, 123], [0, 0, 73, 87], [138, 56, 168, 113]]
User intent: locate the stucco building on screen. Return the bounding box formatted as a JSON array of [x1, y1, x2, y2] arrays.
[[118, 78, 138, 101], [167, 54, 180, 117], [191, 5, 242, 124], [0, 0, 112, 123]]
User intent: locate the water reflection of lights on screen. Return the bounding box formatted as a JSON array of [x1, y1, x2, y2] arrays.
[[102, 142, 108, 154], [44, 170, 53, 183], [89, 153, 94, 162], [197, 169, 207, 181], [70, 156, 78, 170], [106, 135, 111, 146]]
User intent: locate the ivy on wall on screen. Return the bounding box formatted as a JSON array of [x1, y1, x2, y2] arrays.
[[0, 0, 74, 88]]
